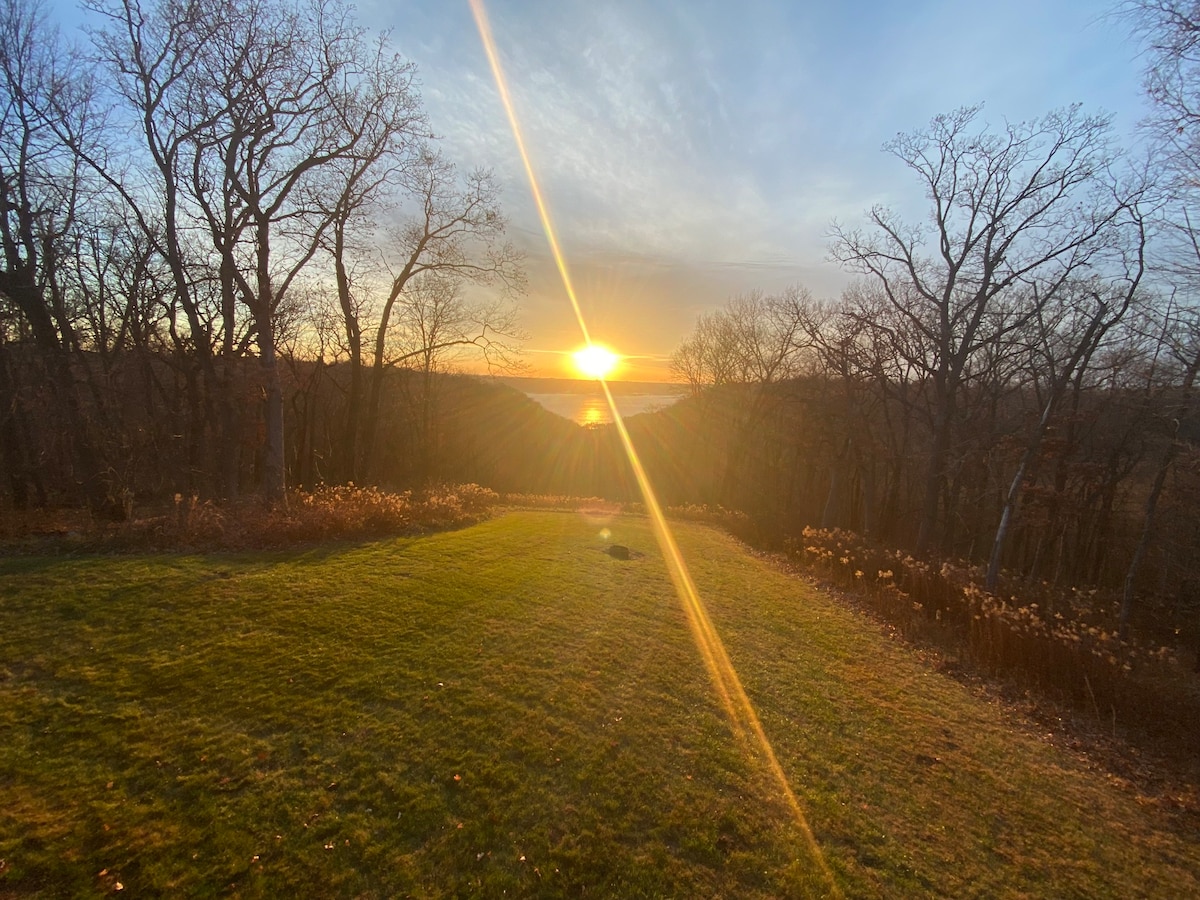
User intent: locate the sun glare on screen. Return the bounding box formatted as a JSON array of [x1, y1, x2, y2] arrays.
[[572, 344, 619, 380], [469, 2, 839, 892]]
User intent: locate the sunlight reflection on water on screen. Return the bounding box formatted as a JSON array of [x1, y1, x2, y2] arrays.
[[527, 391, 682, 425]]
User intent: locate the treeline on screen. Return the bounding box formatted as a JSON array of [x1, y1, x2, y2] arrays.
[[0, 0, 522, 514]]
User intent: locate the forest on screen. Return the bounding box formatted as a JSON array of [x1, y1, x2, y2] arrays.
[[4, 0, 1200, 651]]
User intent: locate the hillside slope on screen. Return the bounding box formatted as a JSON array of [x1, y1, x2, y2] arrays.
[[1, 511, 1196, 897]]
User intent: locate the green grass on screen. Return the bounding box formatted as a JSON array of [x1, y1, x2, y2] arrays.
[[1, 511, 1197, 897]]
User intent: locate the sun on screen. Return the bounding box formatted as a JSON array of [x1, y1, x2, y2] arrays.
[[572, 343, 620, 380]]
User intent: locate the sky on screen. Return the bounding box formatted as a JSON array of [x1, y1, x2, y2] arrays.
[[353, 0, 1150, 381], [48, 0, 1152, 381]]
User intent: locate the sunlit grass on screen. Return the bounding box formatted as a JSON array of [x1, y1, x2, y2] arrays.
[[2, 511, 1197, 896]]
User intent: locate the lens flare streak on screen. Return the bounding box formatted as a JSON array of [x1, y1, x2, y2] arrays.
[[468, 1, 839, 893], [468, 0, 591, 348], [601, 381, 839, 893]]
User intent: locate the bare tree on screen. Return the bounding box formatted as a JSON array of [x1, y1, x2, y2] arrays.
[[797, 284, 927, 538], [357, 153, 524, 480], [84, 0, 238, 495], [831, 105, 1143, 554], [1124, 0, 1200, 189], [986, 267, 1146, 591], [0, 0, 530, 508], [1118, 300, 1200, 632], [316, 46, 426, 483], [90, 0, 442, 501], [669, 308, 743, 391], [669, 287, 811, 391], [187, 0, 389, 502], [669, 286, 814, 512]]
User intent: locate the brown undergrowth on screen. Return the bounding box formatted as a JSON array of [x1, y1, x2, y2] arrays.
[[0, 483, 500, 552]]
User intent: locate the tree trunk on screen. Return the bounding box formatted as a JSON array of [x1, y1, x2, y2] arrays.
[[917, 379, 954, 556], [332, 224, 362, 483], [1121, 355, 1200, 635], [821, 437, 850, 529], [258, 331, 286, 504], [256, 222, 286, 504], [219, 252, 242, 499], [0, 337, 31, 509]]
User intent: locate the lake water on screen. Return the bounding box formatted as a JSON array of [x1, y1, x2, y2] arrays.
[[527, 390, 684, 426]]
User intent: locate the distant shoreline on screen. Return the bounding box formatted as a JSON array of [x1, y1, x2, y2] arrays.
[[492, 375, 689, 397]]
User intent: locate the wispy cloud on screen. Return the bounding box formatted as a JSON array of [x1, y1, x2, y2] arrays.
[[355, 0, 1149, 369]]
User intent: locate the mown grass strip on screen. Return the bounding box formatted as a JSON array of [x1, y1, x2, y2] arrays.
[[1, 511, 1197, 897]]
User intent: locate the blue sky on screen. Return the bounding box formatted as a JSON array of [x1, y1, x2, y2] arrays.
[[49, 0, 1149, 379]]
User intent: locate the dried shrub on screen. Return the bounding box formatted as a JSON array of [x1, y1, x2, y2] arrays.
[[0, 508, 93, 541], [787, 526, 1200, 745], [2, 484, 501, 552], [666, 503, 757, 541]]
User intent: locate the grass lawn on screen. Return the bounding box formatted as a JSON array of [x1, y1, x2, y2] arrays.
[[1, 510, 1197, 897]]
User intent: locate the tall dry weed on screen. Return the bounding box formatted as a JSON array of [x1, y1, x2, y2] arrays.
[[789, 526, 1200, 742]]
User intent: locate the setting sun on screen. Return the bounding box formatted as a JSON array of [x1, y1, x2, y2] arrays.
[[572, 344, 620, 380]]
